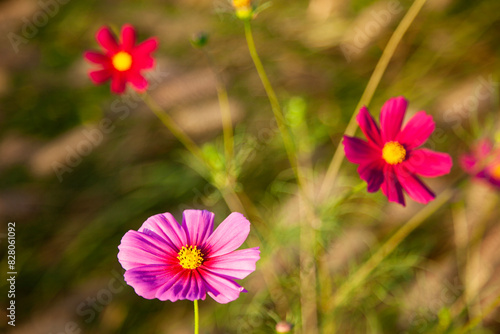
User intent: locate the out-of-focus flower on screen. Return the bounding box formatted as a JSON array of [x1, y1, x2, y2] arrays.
[[84, 24, 158, 94], [118, 210, 260, 303], [461, 138, 500, 188], [343, 96, 453, 206], [275, 321, 293, 333], [232, 0, 254, 20]]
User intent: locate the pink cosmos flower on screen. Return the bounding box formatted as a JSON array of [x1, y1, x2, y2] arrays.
[[460, 138, 500, 188], [342, 96, 453, 206], [84, 24, 158, 94], [117, 210, 260, 303]]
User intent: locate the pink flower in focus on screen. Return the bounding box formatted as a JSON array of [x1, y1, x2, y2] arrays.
[[118, 210, 260, 303], [342, 96, 453, 206], [84, 24, 158, 94], [461, 138, 500, 188]]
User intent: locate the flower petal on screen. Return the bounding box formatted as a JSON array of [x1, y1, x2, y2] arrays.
[[89, 69, 111, 84], [139, 212, 187, 251], [200, 269, 246, 304], [124, 264, 181, 300], [155, 270, 207, 302], [406, 149, 453, 177], [134, 38, 158, 56], [182, 210, 215, 247], [397, 111, 435, 149], [128, 71, 149, 92], [111, 72, 127, 94], [380, 96, 407, 142], [396, 166, 435, 204], [356, 106, 383, 147], [118, 230, 177, 270], [121, 24, 136, 51], [381, 166, 405, 206], [205, 212, 250, 257], [96, 26, 119, 53], [204, 247, 260, 280], [343, 136, 381, 165], [84, 51, 109, 64], [358, 159, 385, 193]]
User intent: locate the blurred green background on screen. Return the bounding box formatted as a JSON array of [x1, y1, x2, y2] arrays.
[[0, 0, 499, 333]]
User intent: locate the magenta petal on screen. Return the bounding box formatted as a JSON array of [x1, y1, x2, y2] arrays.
[[121, 24, 136, 51], [460, 153, 477, 173], [128, 71, 149, 92], [84, 51, 109, 64], [89, 69, 111, 84], [118, 230, 176, 270], [156, 270, 207, 302], [139, 212, 187, 251], [356, 106, 383, 147], [111, 72, 127, 94], [380, 96, 407, 142], [381, 166, 405, 206], [397, 166, 435, 204], [134, 38, 158, 56], [358, 159, 385, 192], [343, 136, 381, 165], [204, 247, 260, 280], [205, 212, 250, 257], [96, 26, 119, 53], [200, 269, 246, 304], [182, 210, 215, 247], [406, 149, 453, 177], [124, 264, 180, 300], [397, 111, 435, 149]]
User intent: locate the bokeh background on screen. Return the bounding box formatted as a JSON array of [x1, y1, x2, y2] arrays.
[[0, 0, 499, 333]]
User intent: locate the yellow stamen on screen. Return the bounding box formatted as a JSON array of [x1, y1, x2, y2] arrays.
[[491, 164, 500, 180], [177, 245, 204, 270], [111, 51, 132, 72], [382, 141, 406, 165]]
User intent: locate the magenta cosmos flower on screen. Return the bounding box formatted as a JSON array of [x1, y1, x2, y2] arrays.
[[342, 96, 453, 206], [118, 210, 260, 303], [84, 24, 158, 94], [461, 138, 500, 188]]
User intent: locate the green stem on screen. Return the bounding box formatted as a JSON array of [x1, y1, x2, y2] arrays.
[[318, 0, 428, 201], [243, 20, 303, 187], [459, 293, 500, 333], [194, 299, 199, 334], [329, 188, 454, 311]]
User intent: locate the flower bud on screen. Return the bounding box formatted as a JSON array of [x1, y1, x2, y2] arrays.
[[275, 321, 293, 333]]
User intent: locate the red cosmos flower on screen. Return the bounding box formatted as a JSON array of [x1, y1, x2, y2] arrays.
[[84, 24, 158, 94], [342, 96, 453, 206], [461, 138, 500, 188]]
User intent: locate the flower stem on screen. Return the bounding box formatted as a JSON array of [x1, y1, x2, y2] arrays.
[[458, 293, 500, 333], [194, 299, 199, 334], [318, 0, 428, 201]]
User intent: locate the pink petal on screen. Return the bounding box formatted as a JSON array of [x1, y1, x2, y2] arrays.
[[128, 71, 149, 92], [121, 24, 136, 50], [199, 269, 246, 304], [139, 212, 187, 251], [84, 51, 109, 64], [111, 72, 127, 94], [132, 55, 155, 70], [381, 166, 405, 206], [396, 166, 435, 204], [356, 106, 383, 147], [358, 159, 385, 192], [124, 264, 181, 300], [89, 69, 111, 84], [118, 230, 177, 270], [134, 38, 158, 56], [156, 270, 206, 301], [380, 96, 407, 142], [397, 111, 435, 149], [343, 136, 381, 165], [405, 149, 453, 177], [182, 210, 215, 247], [205, 212, 250, 257], [204, 247, 260, 280], [460, 153, 477, 173], [96, 26, 119, 53]]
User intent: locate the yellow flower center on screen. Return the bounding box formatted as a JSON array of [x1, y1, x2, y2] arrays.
[[177, 245, 204, 270], [382, 141, 406, 165], [491, 164, 500, 180], [111, 51, 132, 72], [233, 0, 251, 8]]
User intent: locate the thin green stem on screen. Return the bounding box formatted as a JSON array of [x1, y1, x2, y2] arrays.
[[459, 293, 500, 333], [329, 188, 454, 311], [141, 92, 214, 170], [194, 299, 199, 334], [318, 0, 428, 201]]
